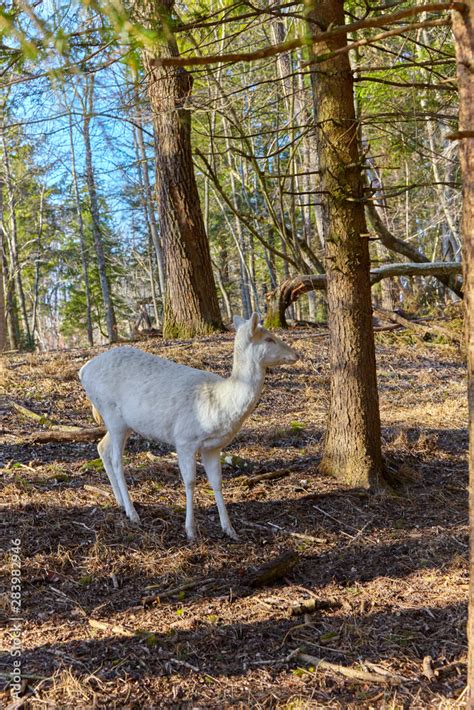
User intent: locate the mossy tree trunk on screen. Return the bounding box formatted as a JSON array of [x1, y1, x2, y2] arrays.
[[307, 0, 384, 488], [264, 274, 327, 329], [139, 1, 223, 339]]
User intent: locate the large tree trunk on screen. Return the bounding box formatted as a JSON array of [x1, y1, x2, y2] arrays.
[[452, 0, 474, 701], [82, 78, 118, 344], [139, 1, 223, 338], [307, 0, 384, 487]]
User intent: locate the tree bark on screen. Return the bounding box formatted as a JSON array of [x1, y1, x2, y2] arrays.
[[133, 91, 166, 300], [0, 177, 11, 351], [0, 128, 33, 349], [69, 111, 94, 346], [1, 235, 19, 350], [0, 234, 5, 352], [82, 78, 118, 344], [452, 1, 474, 702], [138, 1, 223, 338], [307, 0, 384, 487], [31, 185, 46, 344]]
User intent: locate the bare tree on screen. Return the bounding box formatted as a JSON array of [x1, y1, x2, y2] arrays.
[[68, 110, 94, 346], [81, 77, 117, 343], [132, 85, 166, 300]]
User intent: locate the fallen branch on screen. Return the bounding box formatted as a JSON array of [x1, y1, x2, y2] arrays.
[[265, 261, 462, 328], [267, 523, 327, 545], [88, 619, 134, 637], [370, 261, 462, 284], [27, 426, 106, 443], [294, 651, 403, 684], [83, 484, 113, 499], [11, 401, 52, 424], [245, 550, 299, 588], [290, 598, 343, 616], [170, 658, 200, 672], [141, 578, 216, 606], [243, 469, 290, 486], [373, 307, 461, 343], [242, 519, 327, 544]]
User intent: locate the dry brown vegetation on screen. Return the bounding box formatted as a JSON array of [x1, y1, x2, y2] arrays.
[[0, 327, 468, 708]]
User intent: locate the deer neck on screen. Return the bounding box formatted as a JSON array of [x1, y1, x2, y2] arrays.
[[222, 351, 266, 425]]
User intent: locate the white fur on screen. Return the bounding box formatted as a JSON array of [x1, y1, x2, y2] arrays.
[[79, 313, 299, 541]]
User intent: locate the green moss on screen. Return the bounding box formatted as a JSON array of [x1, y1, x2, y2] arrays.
[[163, 307, 223, 339], [263, 310, 285, 330], [80, 458, 104, 473]]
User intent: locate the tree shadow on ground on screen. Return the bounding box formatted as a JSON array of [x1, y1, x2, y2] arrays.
[[0, 601, 467, 705], [4, 489, 467, 624]]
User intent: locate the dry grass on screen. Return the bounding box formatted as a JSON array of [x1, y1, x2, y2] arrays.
[[0, 328, 468, 708]]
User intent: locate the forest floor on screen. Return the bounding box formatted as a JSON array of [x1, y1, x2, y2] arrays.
[[0, 326, 469, 709]]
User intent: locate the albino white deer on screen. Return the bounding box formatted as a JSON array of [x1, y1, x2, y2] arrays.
[[79, 313, 299, 541]]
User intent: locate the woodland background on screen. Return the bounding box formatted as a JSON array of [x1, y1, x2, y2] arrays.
[[1, 0, 473, 707], [0, 0, 465, 349]]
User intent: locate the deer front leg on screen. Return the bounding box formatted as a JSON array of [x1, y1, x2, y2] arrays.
[[177, 446, 198, 541], [201, 448, 238, 541]]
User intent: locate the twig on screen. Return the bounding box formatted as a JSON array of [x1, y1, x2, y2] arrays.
[[243, 469, 290, 486], [11, 401, 51, 423], [422, 655, 436, 681], [170, 658, 200, 672], [365, 661, 407, 680], [294, 651, 403, 684], [84, 484, 113, 499], [290, 598, 342, 616], [242, 519, 327, 544], [88, 618, 134, 637], [373, 307, 461, 344], [141, 578, 216, 605], [312, 505, 359, 538]]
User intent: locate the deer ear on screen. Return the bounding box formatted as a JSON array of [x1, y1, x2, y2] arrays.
[[232, 315, 246, 330], [248, 312, 259, 336]]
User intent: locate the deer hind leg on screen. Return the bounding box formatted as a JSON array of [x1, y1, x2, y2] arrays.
[[98, 431, 124, 508], [107, 425, 139, 524]]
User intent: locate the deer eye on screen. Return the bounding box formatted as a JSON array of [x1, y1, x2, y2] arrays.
[[265, 336, 275, 343]]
